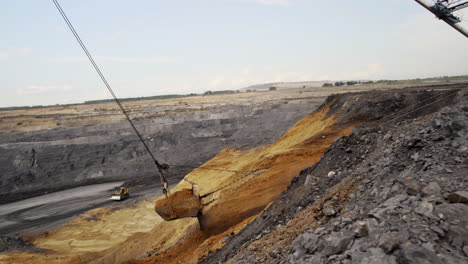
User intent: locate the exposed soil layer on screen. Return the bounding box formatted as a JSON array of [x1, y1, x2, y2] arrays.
[[204, 86, 468, 263], [117, 85, 467, 264]]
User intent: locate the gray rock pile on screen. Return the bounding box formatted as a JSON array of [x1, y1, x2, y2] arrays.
[[0, 236, 45, 253], [289, 92, 468, 263], [204, 88, 468, 264]]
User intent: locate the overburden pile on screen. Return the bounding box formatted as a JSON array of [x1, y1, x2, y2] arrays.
[[205, 87, 468, 264]]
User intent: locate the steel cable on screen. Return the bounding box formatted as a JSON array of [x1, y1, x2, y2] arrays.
[[382, 90, 459, 125], [52, 0, 168, 187]]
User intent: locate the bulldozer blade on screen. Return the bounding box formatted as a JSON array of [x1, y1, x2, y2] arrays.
[[110, 195, 122, 200], [155, 188, 203, 221]]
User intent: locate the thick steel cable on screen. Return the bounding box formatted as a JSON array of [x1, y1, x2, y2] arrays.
[[52, 0, 168, 187]]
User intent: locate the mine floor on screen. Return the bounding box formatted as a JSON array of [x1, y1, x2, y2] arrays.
[[0, 181, 173, 236]]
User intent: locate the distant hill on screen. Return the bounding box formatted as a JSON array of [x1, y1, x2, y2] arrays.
[[241, 75, 468, 92], [241, 81, 330, 91]]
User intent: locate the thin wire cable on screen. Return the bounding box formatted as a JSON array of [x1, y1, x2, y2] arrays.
[[380, 90, 449, 123], [52, 0, 168, 186], [382, 90, 459, 125]]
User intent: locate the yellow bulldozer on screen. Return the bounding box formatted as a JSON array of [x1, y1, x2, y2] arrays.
[[110, 187, 130, 201]]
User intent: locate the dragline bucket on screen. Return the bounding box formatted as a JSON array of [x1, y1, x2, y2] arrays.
[[154, 186, 203, 221]]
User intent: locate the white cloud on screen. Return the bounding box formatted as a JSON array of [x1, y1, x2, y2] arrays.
[[239, 0, 292, 5], [0, 52, 8, 61], [210, 76, 225, 88], [0, 47, 31, 61], [341, 64, 384, 80], [49, 55, 175, 64], [255, 0, 292, 5], [318, 75, 330, 80], [271, 71, 315, 82], [17, 85, 72, 95], [52, 26, 66, 32], [105, 32, 122, 41], [10, 47, 31, 56]]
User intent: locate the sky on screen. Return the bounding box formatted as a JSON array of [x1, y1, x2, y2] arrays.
[[1, 0, 467, 107]]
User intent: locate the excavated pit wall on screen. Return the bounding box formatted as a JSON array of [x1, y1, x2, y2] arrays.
[[0, 102, 316, 203], [204, 86, 468, 264]]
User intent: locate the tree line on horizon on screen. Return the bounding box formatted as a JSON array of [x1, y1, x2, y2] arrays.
[[2, 75, 466, 111]]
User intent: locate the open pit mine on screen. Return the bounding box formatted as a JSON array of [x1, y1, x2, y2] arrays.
[[0, 83, 467, 264]]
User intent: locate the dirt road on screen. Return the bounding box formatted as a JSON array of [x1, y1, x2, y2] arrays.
[[0, 181, 167, 236]]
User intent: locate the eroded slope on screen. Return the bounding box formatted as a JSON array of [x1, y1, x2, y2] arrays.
[[206, 89, 468, 263]]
